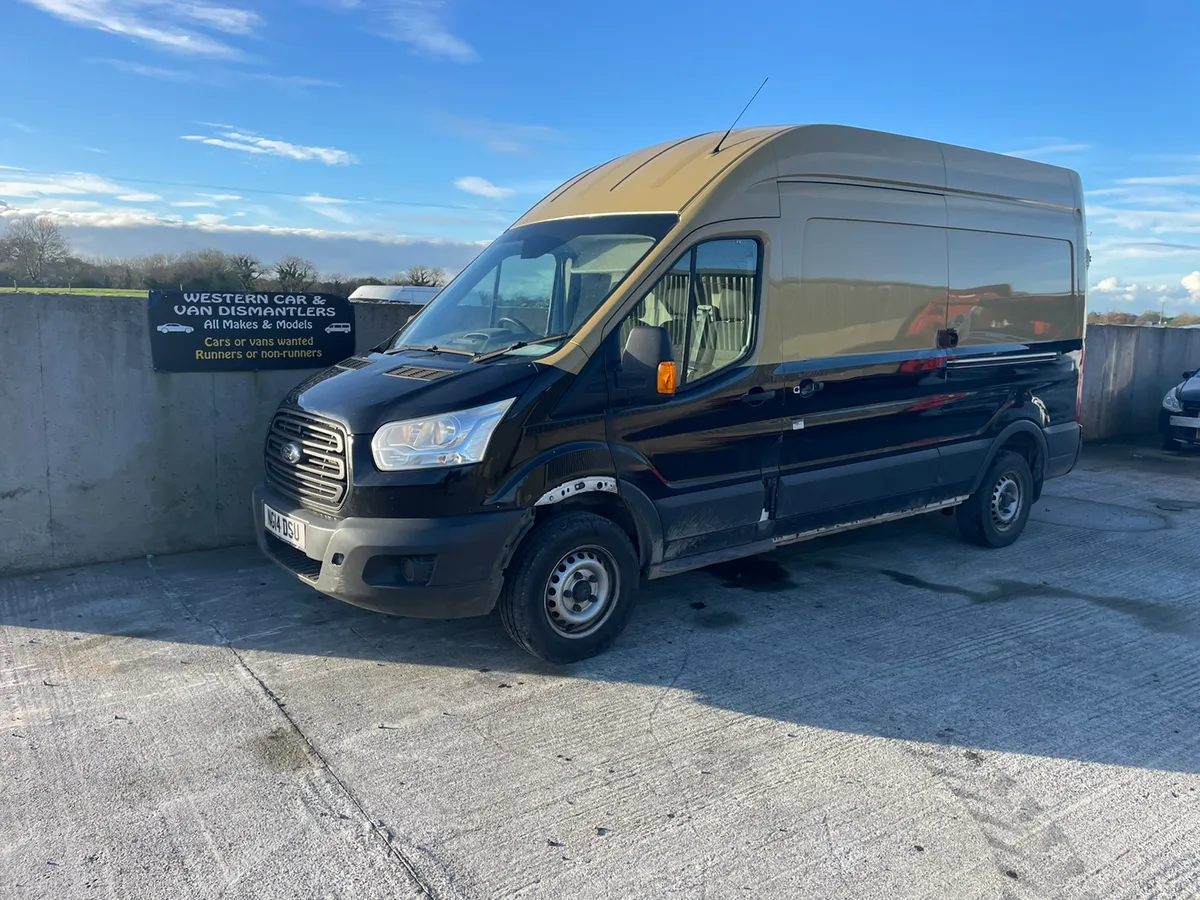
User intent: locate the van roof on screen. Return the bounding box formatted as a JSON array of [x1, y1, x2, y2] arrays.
[[513, 124, 1082, 228]]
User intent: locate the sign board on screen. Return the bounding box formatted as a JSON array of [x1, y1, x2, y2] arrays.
[[148, 291, 355, 372]]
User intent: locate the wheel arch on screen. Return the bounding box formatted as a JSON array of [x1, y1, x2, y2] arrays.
[[500, 479, 664, 573], [970, 420, 1049, 501]]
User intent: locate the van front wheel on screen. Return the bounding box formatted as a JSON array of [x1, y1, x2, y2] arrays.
[[498, 512, 639, 663], [956, 450, 1033, 548]]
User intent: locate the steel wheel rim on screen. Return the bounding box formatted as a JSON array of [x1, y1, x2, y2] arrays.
[[990, 473, 1022, 530], [544, 545, 618, 639]]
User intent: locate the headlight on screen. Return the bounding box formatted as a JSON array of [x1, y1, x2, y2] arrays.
[[1163, 387, 1184, 413], [371, 398, 514, 471]]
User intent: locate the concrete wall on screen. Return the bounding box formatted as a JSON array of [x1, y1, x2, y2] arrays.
[[3, 297, 1200, 577], [0, 294, 418, 576], [1080, 324, 1200, 440]]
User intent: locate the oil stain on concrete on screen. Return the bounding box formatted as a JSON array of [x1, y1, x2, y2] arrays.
[[1031, 497, 1168, 532], [877, 569, 1197, 638], [248, 726, 313, 774], [705, 556, 795, 593]]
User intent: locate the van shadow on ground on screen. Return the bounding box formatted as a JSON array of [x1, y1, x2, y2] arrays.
[[4, 442, 1199, 777]]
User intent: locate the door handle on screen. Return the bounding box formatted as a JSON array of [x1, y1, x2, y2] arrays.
[[741, 387, 776, 406], [793, 378, 824, 398]]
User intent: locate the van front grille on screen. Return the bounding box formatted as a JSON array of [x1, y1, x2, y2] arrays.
[[1183, 402, 1200, 418], [265, 410, 349, 512]]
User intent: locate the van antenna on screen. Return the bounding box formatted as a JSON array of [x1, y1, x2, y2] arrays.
[[713, 77, 768, 154]]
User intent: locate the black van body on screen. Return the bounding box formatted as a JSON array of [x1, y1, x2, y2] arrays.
[[254, 125, 1086, 662]]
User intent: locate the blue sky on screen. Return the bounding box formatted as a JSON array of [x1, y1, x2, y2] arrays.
[[2, 0, 1199, 310]]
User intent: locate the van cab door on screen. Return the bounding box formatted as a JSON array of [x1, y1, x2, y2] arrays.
[[772, 184, 956, 534], [606, 234, 781, 563]]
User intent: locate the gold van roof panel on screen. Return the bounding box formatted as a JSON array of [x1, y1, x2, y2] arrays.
[[514, 124, 1081, 227], [513, 126, 790, 225]]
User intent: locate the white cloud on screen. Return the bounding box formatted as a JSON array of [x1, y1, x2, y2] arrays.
[[0, 201, 488, 275], [1184, 272, 1200, 299], [453, 176, 515, 199], [438, 114, 563, 153], [302, 193, 356, 223], [249, 73, 339, 89], [36, 199, 103, 211], [174, 3, 256, 33], [1087, 204, 1200, 235], [18, 0, 259, 57], [1087, 276, 1196, 310], [324, 0, 475, 61], [1003, 143, 1090, 159], [181, 130, 356, 165], [1, 118, 38, 134], [116, 191, 162, 202], [1088, 239, 1200, 261], [0, 172, 130, 197], [92, 57, 338, 89], [1118, 174, 1200, 187], [0, 201, 487, 244], [382, 0, 475, 61], [92, 57, 198, 80], [170, 195, 244, 208], [192, 213, 226, 225]]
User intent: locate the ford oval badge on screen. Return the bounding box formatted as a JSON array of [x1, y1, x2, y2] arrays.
[[281, 442, 302, 464]]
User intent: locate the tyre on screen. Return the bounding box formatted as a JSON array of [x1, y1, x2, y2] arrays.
[[498, 511, 639, 663], [956, 450, 1034, 548]]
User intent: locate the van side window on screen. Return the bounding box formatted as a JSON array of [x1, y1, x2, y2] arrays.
[[792, 218, 947, 359], [619, 252, 690, 365], [620, 238, 759, 386], [947, 230, 1077, 344]]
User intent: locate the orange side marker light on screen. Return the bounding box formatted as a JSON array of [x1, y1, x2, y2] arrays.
[[657, 361, 677, 395]]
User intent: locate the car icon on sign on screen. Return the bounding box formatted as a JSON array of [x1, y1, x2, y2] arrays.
[[326, 322, 351, 334], [157, 323, 194, 334]]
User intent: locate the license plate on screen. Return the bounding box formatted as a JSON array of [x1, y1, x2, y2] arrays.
[[264, 503, 306, 551]]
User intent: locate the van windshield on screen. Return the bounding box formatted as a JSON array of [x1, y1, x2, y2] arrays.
[[390, 213, 678, 359]]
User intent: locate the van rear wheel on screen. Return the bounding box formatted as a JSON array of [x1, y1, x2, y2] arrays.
[[956, 450, 1033, 548], [499, 512, 639, 663]]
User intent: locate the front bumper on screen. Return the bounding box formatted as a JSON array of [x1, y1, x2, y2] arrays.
[[1162, 410, 1200, 445], [253, 483, 531, 619]]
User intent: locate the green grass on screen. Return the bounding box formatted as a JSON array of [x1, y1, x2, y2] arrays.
[[0, 287, 149, 297]]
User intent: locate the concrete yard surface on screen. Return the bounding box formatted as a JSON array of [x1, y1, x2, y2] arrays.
[[3, 440, 1200, 899]]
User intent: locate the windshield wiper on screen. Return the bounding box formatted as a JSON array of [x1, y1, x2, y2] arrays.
[[472, 333, 569, 363], [387, 343, 475, 357]]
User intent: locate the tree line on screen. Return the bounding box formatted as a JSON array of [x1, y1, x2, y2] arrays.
[[0, 215, 446, 294], [1087, 310, 1200, 327]]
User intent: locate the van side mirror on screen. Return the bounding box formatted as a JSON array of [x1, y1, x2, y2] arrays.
[[1184, 370, 1196, 380], [618, 325, 676, 402]]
